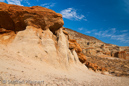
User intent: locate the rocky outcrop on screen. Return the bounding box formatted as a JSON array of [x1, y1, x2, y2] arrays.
[[65, 28, 129, 77], [65, 28, 129, 60], [126, 53, 129, 60], [85, 62, 107, 72], [62, 28, 107, 72], [86, 55, 129, 77], [0, 2, 128, 78], [1, 3, 129, 86], [68, 39, 87, 63], [0, 2, 63, 32], [0, 2, 82, 70], [0, 2, 106, 73], [118, 51, 126, 59]]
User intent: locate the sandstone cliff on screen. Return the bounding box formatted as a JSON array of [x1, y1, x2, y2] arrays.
[[0, 2, 129, 86], [0, 2, 86, 70]]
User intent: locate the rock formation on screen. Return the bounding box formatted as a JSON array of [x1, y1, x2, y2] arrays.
[[0, 2, 83, 70], [0, 3, 129, 86], [62, 28, 107, 72], [0, 2, 109, 76], [65, 28, 129, 77], [68, 39, 87, 63], [65, 28, 129, 59], [0, 2, 63, 32], [0, 2, 122, 73]]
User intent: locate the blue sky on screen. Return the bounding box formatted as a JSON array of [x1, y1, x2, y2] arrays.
[[0, 0, 129, 46]]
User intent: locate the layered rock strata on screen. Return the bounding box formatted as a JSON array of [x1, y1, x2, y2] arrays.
[[0, 2, 82, 70]]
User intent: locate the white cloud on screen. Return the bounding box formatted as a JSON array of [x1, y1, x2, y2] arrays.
[[91, 29, 97, 32], [41, 3, 56, 8], [24, 0, 30, 5], [84, 28, 129, 43], [85, 31, 91, 33], [78, 28, 83, 31], [123, 0, 129, 13], [0, 0, 5, 2], [94, 28, 116, 37], [111, 34, 129, 43], [6, 0, 23, 6], [95, 31, 102, 36], [84, 29, 92, 33], [60, 8, 86, 21], [120, 30, 128, 32], [110, 28, 116, 34], [93, 28, 129, 43]]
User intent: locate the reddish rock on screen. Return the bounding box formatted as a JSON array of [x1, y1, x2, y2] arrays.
[[69, 39, 76, 42], [63, 30, 68, 35], [85, 62, 107, 72], [111, 52, 118, 57], [103, 52, 111, 56], [99, 67, 107, 72], [69, 39, 86, 63], [77, 53, 87, 63], [69, 39, 82, 53], [126, 53, 129, 60], [0, 2, 64, 33], [85, 62, 98, 71], [118, 51, 126, 59]]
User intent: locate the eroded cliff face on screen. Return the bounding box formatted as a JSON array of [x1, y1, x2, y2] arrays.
[[65, 28, 129, 77], [65, 28, 129, 60], [0, 2, 84, 70], [0, 2, 111, 73], [1, 3, 129, 86], [0, 2, 128, 75]]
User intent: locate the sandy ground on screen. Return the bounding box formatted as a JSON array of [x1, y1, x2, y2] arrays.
[[0, 45, 129, 86]]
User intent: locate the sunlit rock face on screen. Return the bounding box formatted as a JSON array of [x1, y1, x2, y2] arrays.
[[0, 2, 64, 32], [0, 2, 83, 70], [65, 28, 129, 59]]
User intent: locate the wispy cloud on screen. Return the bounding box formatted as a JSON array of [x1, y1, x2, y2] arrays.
[[85, 29, 92, 33], [82, 28, 129, 43], [78, 28, 83, 31], [24, 0, 30, 5], [123, 0, 129, 13], [110, 28, 116, 34], [111, 34, 129, 43], [41, 3, 56, 8], [91, 29, 97, 32], [85, 31, 91, 33], [94, 28, 116, 37], [78, 28, 97, 33], [6, 0, 23, 6], [120, 30, 128, 32], [0, 0, 5, 2], [60, 8, 87, 21], [94, 31, 102, 36]]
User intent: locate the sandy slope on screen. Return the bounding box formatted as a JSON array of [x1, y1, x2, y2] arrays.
[[0, 45, 129, 86]]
